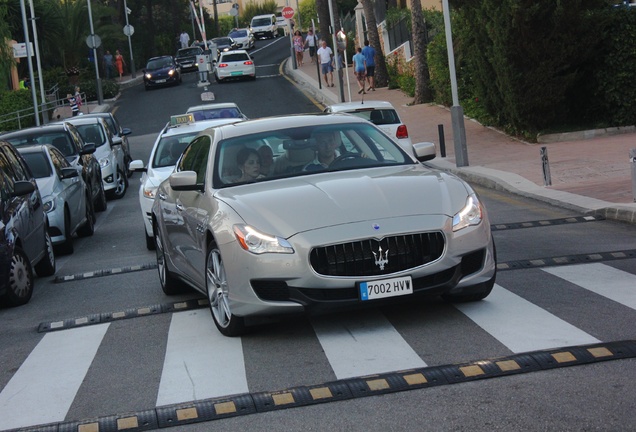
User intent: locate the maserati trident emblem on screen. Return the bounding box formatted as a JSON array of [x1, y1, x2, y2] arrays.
[[373, 246, 389, 270]]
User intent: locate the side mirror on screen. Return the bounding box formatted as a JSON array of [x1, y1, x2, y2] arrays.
[[11, 180, 35, 197], [60, 167, 79, 180], [129, 159, 146, 172], [112, 136, 123, 146], [121, 127, 132, 136], [413, 142, 436, 162], [80, 143, 96, 155]]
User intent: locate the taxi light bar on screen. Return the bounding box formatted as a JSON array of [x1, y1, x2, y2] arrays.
[[170, 114, 194, 126]]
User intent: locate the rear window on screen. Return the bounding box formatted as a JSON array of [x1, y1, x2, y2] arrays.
[[346, 109, 400, 125], [5, 132, 76, 157], [221, 53, 249, 62], [20, 152, 52, 179]]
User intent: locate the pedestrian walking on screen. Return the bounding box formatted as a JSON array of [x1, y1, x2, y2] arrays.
[[103, 50, 114, 79], [317, 40, 334, 87], [180, 31, 190, 49], [74, 86, 83, 112], [304, 28, 317, 64], [67, 94, 79, 117], [293, 30, 304, 67], [114, 49, 126, 81], [361, 40, 376, 91], [352, 47, 367, 94]]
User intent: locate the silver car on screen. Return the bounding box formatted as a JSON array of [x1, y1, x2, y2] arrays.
[[17, 144, 94, 254], [152, 114, 496, 336]]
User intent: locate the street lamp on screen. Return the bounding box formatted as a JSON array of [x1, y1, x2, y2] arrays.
[[86, 0, 104, 105], [19, 0, 39, 125], [123, 0, 136, 78], [442, 0, 469, 167]]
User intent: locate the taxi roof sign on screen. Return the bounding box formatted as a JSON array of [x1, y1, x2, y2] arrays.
[[170, 114, 194, 126]]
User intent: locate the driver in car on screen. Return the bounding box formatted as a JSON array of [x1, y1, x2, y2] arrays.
[[303, 131, 341, 171]]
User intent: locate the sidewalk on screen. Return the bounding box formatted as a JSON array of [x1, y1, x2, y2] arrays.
[[285, 57, 636, 224]]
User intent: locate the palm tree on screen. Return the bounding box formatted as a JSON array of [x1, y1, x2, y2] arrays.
[[358, 0, 388, 88], [410, 0, 432, 104]]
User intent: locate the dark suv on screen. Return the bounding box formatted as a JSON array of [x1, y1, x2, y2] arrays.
[[175, 46, 204, 73], [1, 122, 107, 213], [0, 140, 56, 306]]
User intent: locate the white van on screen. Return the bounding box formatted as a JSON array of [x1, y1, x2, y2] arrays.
[[250, 14, 278, 39]]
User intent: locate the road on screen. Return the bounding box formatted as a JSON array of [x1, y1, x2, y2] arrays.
[[1, 37, 635, 432]]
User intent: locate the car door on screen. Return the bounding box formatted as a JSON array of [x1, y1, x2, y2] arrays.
[[50, 147, 84, 232], [172, 135, 213, 288]]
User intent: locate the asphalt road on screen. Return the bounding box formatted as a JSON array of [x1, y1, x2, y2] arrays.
[[1, 37, 635, 432]]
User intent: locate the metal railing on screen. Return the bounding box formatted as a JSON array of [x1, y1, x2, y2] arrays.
[[0, 90, 86, 133]]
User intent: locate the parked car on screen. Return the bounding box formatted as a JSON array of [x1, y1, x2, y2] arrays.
[[175, 46, 204, 72], [0, 140, 56, 306], [62, 116, 128, 199], [143, 55, 182, 90], [129, 114, 244, 250], [79, 112, 133, 177], [186, 103, 248, 121], [324, 101, 413, 155], [16, 144, 94, 254], [214, 50, 256, 83], [0, 122, 108, 213], [228, 28, 255, 50], [151, 114, 496, 336]]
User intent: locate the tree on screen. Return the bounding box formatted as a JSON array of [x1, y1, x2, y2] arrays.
[[0, 3, 15, 86], [358, 0, 388, 88], [410, 0, 432, 104]]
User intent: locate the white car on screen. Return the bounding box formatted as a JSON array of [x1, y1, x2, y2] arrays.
[[17, 144, 94, 254], [64, 117, 128, 199], [324, 101, 413, 155], [228, 28, 255, 50], [214, 50, 256, 83], [186, 102, 248, 121], [129, 115, 243, 249]]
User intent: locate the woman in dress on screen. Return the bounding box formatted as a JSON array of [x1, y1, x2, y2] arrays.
[[293, 30, 304, 67], [114, 50, 126, 80]]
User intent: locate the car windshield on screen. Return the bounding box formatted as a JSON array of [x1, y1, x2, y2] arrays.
[[229, 30, 247, 38], [214, 122, 411, 187], [177, 48, 201, 57], [214, 38, 231, 46], [252, 18, 271, 26], [20, 152, 52, 179], [344, 109, 400, 125], [75, 124, 106, 147], [188, 108, 242, 121], [5, 132, 75, 157], [152, 132, 199, 168], [147, 58, 172, 69], [221, 53, 249, 62]]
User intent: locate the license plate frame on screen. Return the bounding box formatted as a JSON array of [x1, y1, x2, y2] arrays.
[[358, 275, 413, 301]]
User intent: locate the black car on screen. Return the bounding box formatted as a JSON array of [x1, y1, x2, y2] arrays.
[[0, 123, 107, 214], [210, 37, 238, 57], [143, 55, 182, 90], [0, 140, 56, 306], [175, 46, 204, 73], [80, 112, 133, 177]]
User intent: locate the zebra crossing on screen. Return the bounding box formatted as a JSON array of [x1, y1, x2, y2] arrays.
[[1, 262, 635, 431]]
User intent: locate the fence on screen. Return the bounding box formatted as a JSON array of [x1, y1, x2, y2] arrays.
[[387, 15, 412, 53]]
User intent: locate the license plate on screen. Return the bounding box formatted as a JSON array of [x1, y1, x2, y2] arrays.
[[230, 71, 243, 76], [156, 79, 166, 83], [359, 276, 413, 301]]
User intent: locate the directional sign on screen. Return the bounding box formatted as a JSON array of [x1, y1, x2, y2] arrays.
[[281, 6, 294, 20]]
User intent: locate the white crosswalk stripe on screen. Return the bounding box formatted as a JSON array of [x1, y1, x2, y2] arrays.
[[543, 263, 636, 310], [0, 324, 110, 430], [1, 262, 634, 431]]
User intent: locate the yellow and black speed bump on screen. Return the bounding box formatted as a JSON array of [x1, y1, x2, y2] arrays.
[[490, 215, 605, 231], [53, 262, 157, 283], [37, 298, 207, 333], [25, 340, 636, 432], [497, 249, 636, 272]]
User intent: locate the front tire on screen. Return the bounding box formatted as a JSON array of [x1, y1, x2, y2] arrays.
[[155, 224, 182, 294], [108, 169, 127, 199], [2, 247, 34, 306], [77, 197, 95, 237], [56, 209, 74, 255], [34, 231, 56, 277], [94, 181, 108, 212], [206, 245, 245, 336]]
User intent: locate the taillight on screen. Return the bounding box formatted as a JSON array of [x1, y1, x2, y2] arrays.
[[396, 124, 409, 139], [218, 63, 228, 68], [244, 61, 254, 65]]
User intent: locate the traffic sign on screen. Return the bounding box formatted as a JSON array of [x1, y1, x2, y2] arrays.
[[86, 34, 101, 49], [123, 25, 135, 36], [281, 6, 294, 20]]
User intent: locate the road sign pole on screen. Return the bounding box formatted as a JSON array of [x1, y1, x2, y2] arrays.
[[124, 0, 136, 78]]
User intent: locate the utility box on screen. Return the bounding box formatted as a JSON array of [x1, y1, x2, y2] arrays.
[[197, 54, 211, 83]]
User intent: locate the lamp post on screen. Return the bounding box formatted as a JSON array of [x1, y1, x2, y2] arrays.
[[442, 0, 468, 167], [19, 0, 39, 125], [28, 0, 47, 123], [86, 0, 104, 105], [123, 0, 136, 78], [327, 0, 345, 102]]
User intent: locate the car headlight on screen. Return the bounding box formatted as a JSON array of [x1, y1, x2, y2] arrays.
[[168, 69, 175, 76], [145, 73, 151, 79], [99, 157, 110, 168], [42, 196, 55, 213], [142, 184, 158, 199], [452, 194, 483, 232], [233, 224, 294, 254]]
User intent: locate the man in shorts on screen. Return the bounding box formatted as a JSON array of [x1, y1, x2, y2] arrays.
[[304, 28, 317, 64], [362, 40, 376, 91], [317, 40, 334, 87]]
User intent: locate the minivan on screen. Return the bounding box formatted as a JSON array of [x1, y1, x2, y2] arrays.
[[250, 14, 278, 39]]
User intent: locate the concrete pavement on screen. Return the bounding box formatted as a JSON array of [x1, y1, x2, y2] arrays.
[[284, 57, 636, 225]]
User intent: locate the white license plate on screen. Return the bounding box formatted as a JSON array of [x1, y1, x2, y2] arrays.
[[359, 275, 413, 301], [156, 79, 166, 83]]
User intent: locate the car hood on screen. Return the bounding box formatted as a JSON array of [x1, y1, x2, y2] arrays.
[[146, 66, 175, 74], [215, 165, 471, 238]]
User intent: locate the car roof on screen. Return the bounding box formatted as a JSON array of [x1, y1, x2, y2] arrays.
[[220, 49, 249, 56], [200, 113, 367, 140], [0, 123, 69, 139], [55, 117, 104, 126], [326, 101, 398, 112], [160, 118, 243, 138]]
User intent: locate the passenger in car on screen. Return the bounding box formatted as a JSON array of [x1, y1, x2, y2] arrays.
[[257, 145, 274, 176], [232, 147, 264, 183]]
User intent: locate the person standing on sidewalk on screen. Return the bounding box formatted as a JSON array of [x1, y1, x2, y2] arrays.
[[361, 40, 376, 91], [103, 50, 114, 79], [180, 31, 190, 49], [293, 30, 304, 67], [67, 94, 79, 117], [304, 28, 317, 64], [352, 47, 367, 94], [317, 40, 334, 87], [114, 49, 126, 81]]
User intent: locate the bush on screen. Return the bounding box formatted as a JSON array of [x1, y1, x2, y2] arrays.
[[0, 90, 40, 131]]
